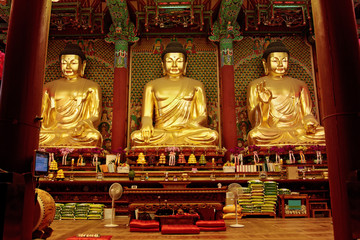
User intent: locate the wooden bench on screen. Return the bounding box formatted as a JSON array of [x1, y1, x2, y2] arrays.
[[128, 202, 224, 221], [309, 202, 331, 218]]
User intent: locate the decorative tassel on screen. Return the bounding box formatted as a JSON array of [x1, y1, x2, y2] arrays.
[[60, 148, 73, 166], [93, 154, 99, 171], [62, 153, 68, 166], [49, 153, 54, 167], [275, 153, 281, 164], [316, 151, 322, 164], [253, 151, 259, 164], [289, 150, 295, 164], [115, 153, 121, 166], [234, 154, 240, 172], [300, 151, 306, 163]]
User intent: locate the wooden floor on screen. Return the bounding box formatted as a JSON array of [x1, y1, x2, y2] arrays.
[[47, 216, 334, 240]]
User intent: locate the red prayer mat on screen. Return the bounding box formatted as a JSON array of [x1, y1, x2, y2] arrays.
[[66, 236, 112, 240]]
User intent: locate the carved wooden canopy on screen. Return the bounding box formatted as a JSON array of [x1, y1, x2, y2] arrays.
[[0, 0, 316, 40]]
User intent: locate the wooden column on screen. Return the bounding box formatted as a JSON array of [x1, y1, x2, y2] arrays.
[[111, 40, 129, 151], [0, 0, 51, 239], [311, 1, 360, 239], [219, 38, 238, 154]]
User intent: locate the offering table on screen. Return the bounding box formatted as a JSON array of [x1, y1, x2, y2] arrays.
[[124, 186, 227, 203]]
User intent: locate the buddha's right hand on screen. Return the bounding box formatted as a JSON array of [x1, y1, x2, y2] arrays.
[[256, 81, 272, 103], [141, 125, 154, 143]]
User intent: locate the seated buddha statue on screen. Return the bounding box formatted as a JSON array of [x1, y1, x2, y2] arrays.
[[131, 41, 218, 147], [39, 43, 102, 147], [247, 41, 325, 145]]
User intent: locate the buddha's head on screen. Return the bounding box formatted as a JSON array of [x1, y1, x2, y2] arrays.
[[59, 43, 87, 79], [161, 41, 188, 77], [262, 41, 290, 77]]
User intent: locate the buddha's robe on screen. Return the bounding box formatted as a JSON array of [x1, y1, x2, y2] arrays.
[[39, 78, 102, 147], [131, 77, 218, 146], [247, 76, 325, 145]]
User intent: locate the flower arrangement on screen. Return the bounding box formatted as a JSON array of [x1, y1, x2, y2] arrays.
[[308, 145, 326, 164], [111, 147, 125, 155], [308, 145, 326, 152], [248, 145, 261, 153], [45, 148, 60, 155], [283, 145, 295, 152], [269, 146, 286, 155], [165, 146, 180, 152], [228, 146, 245, 155], [90, 147, 103, 155]]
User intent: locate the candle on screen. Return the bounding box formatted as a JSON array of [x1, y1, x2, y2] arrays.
[[71, 158, 74, 165]]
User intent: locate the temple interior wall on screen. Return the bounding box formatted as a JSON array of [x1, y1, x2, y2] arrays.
[[45, 36, 317, 149]]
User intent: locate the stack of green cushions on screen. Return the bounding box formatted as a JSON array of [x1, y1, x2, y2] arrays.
[[61, 203, 76, 219], [237, 187, 253, 213], [248, 180, 264, 213], [278, 188, 291, 195], [54, 203, 64, 220], [54, 203, 105, 220], [262, 181, 278, 213], [75, 203, 91, 220], [88, 204, 105, 219]]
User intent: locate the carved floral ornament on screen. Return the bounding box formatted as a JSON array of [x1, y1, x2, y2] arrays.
[[0, 0, 316, 38]]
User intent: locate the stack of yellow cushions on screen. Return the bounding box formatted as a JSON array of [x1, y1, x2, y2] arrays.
[[222, 204, 242, 219]]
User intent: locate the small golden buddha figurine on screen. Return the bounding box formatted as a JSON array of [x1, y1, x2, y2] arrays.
[[131, 41, 218, 147], [136, 152, 146, 165], [247, 41, 325, 145], [40, 43, 102, 147]]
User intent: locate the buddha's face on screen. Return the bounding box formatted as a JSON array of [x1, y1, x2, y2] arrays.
[[263, 52, 289, 77], [162, 52, 187, 77], [61, 54, 86, 79]]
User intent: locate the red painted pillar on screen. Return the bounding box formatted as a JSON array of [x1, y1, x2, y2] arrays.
[[219, 38, 238, 154], [312, 1, 360, 239], [111, 40, 128, 151], [0, 0, 51, 239]]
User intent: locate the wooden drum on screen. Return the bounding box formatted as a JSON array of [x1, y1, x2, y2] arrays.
[[33, 188, 56, 232]]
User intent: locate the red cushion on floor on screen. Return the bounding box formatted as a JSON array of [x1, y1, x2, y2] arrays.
[[130, 227, 160, 232], [129, 219, 159, 229], [161, 225, 200, 234], [196, 220, 225, 227], [198, 226, 227, 231], [66, 236, 112, 240]]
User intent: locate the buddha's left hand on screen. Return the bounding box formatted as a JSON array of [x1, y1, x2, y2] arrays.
[[72, 121, 90, 136], [304, 121, 318, 134]]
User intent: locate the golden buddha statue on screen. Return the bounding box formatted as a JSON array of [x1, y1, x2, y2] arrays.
[[247, 41, 325, 146], [131, 41, 218, 147], [40, 43, 102, 147]]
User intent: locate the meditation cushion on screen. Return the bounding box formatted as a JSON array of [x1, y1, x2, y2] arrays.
[[196, 220, 226, 231], [129, 219, 159, 232], [223, 205, 242, 213], [222, 213, 242, 219], [161, 224, 200, 234], [129, 219, 159, 229], [130, 227, 160, 232], [198, 226, 226, 231], [196, 219, 225, 227]]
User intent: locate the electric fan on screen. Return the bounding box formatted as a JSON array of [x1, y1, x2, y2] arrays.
[[228, 183, 244, 228], [104, 183, 123, 227]]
